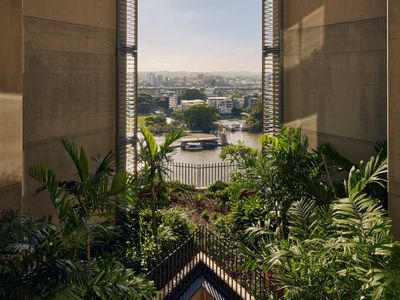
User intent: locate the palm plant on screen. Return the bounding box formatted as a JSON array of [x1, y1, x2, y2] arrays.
[[244, 150, 400, 299], [1, 141, 156, 299], [138, 125, 185, 229], [29, 139, 131, 259], [221, 127, 337, 238]]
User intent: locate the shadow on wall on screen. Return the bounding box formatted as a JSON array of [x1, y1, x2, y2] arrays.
[[283, 0, 387, 162]]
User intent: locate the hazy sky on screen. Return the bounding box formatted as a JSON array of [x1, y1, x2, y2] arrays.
[[138, 0, 262, 72]]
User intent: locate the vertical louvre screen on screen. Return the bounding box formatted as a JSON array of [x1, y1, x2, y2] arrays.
[[262, 0, 282, 135], [117, 0, 138, 173]]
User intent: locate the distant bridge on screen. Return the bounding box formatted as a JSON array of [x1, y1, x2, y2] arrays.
[[138, 86, 262, 96]]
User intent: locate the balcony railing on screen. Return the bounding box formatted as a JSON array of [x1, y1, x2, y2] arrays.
[[164, 162, 238, 188], [147, 227, 271, 300]]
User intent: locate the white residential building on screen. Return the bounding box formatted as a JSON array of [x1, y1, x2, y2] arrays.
[[179, 99, 206, 111], [207, 97, 233, 114], [169, 95, 178, 110], [205, 88, 215, 97]]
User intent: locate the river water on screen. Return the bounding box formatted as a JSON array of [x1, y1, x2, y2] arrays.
[[155, 130, 262, 164]]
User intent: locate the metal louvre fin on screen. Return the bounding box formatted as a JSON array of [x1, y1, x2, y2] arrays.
[[262, 0, 283, 136], [117, 0, 138, 173]]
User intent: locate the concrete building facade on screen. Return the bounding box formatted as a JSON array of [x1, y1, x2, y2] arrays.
[[179, 99, 206, 111], [0, 0, 117, 217], [0, 0, 23, 210], [207, 97, 233, 115], [283, 0, 387, 163], [389, 0, 400, 237]]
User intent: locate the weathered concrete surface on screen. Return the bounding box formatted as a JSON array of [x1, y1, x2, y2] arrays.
[[0, 0, 23, 210], [389, 0, 400, 238], [284, 1, 387, 163], [22, 0, 116, 217], [23, 0, 115, 30]]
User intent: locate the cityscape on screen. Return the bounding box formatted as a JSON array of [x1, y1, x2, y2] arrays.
[[138, 71, 264, 162]]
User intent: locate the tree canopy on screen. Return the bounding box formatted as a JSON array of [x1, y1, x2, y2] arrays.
[[179, 89, 207, 101], [245, 99, 262, 132], [138, 93, 153, 114], [182, 104, 220, 132]]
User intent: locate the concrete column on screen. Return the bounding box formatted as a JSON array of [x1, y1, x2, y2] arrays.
[[388, 0, 400, 238], [284, 1, 387, 162], [22, 0, 117, 217], [0, 0, 23, 210]]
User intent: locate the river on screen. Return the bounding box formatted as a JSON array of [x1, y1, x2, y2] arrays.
[[155, 130, 262, 164]]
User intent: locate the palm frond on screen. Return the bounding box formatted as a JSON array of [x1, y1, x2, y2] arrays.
[[61, 139, 89, 182]]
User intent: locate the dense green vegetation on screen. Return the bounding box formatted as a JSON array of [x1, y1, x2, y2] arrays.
[[138, 93, 169, 115], [180, 104, 220, 132], [143, 115, 183, 134], [217, 128, 399, 299], [1, 127, 398, 299], [178, 89, 207, 101], [245, 98, 263, 132], [0, 133, 192, 299]]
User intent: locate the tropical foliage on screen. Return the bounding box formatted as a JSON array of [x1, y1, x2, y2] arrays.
[[1, 127, 397, 299], [0, 140, 156, 299], [217, 127, 398, 299], [138, 125, 186, 228]]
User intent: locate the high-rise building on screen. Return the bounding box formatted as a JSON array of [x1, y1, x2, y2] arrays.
[[156, 75, 164, 86], [147, 73, 157, 86]]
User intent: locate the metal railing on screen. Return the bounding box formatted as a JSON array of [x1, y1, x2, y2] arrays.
[[147, 227, 271, 300], [164, 162, 238, 188]]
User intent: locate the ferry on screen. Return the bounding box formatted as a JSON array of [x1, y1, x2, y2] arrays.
[[180, 133, 219, 151], [183, 142, 203, 151]]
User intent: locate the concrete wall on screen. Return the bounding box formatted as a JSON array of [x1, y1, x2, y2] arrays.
[[284, 0, 387, 162], [21, 0, 117, 217], [0, 0, 23, 210], [389, 0, 400, 238]]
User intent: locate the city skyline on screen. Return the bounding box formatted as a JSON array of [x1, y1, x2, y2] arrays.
[[138, 0, 262, 72]]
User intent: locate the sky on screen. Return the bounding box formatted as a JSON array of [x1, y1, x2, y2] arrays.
[[138, 0, 262, 72]]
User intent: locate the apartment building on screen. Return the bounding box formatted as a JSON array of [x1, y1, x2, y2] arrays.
[[179, 99, 206, 111], [207, 97, 233, 114]]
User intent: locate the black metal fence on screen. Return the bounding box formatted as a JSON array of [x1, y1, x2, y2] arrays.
[[147, 227, 271, 300], [164, 162, 237, 188]]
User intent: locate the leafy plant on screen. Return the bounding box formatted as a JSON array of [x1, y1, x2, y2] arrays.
[[54, 260, 155, 300], [136, 208, 193, 270], [29, 139, 131, 260], [244, 151, 400, 299], [0, 141, 155, 299], [138, 125, 186, 229]]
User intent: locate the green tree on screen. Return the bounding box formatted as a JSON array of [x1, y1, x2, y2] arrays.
[[157, 97, 170, 110], [179, 89, 207, 101], [145, 115, 166, 127], [231, 91, 241, 99], [182, 104, 220, 132], [231, 106, 243, 117], [245, 98, 262, 132], [138, 93, 152, 114]]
